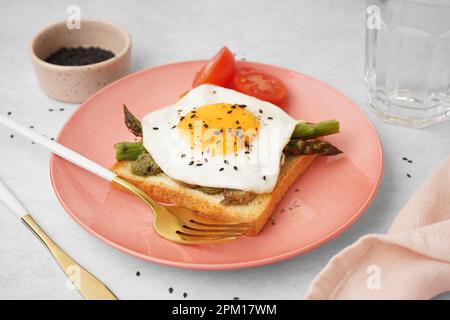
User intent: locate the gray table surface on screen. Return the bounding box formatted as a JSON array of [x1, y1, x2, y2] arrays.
[[0, 0, 449, 300]]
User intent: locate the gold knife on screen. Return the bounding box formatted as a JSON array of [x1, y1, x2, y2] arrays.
[[0, 178, 117, 300]]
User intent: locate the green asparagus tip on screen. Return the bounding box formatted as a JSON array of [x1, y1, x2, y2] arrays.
[[292, 119, 340, 140]]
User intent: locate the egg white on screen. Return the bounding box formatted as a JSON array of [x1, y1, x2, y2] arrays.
[[141, 84, 297, 193]]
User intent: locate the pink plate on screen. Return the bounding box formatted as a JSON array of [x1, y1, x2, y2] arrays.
[[50, 61, 383, 270]]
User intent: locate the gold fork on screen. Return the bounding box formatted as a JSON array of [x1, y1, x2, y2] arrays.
[[113, 177, 251, 243], [0, 115, 251, 244]]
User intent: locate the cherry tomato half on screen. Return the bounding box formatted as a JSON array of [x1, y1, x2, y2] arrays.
[[192, 47, 235, 88], [232, 67, 287, 104]]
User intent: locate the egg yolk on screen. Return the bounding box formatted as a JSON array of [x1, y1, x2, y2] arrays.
[[178, 103, 260, 155]]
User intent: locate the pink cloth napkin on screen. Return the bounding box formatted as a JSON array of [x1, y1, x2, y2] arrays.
[[306, 156, 450, 300]]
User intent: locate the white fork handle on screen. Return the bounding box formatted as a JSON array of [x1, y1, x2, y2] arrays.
[[0, 115, 116, 182], [0, 179, 28, 218]]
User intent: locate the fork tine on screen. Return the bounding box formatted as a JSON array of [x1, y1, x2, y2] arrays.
[[165, 206, 252, 230], [176, 230, 244, 238], [177, 231, 239, 242], [181, 224, 248, 234], [188, 219, 252, 228], [179, 236, 238, 244]]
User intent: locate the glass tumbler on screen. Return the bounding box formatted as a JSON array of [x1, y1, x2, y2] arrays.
[[365, 0, 450, 128]]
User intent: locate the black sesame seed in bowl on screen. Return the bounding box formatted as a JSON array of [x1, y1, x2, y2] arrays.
[[30, 19, 131, 103]]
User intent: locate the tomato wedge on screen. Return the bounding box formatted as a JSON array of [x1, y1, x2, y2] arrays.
[[232, 67, 287, 104], [192, 47, 235, 87]]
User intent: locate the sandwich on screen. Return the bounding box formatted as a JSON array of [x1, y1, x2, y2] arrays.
[[111, 84, 341, 236]]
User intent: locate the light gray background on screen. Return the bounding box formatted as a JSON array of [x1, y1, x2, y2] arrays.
[[0, 0, 449, 300]]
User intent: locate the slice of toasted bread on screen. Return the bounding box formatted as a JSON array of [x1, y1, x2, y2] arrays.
[[111, 154, 316, 235]]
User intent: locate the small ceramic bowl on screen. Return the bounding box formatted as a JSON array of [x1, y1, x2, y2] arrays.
[[31, 19, 131, 103]]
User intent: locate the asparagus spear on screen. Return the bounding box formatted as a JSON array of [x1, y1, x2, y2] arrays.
[[284, 139, 342, 156], [291, 120, 340, 140], [116, 139, 342, 160], [123, 105, 339, 140], [124, 105, 143, 137], [114, 141, 146, 160], [120, 107, 342, 158]]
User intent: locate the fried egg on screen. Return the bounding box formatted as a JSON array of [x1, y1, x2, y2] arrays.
[[141, 84, 297, 193]]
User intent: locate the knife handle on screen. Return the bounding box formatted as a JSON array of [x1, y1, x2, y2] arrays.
[[22, 214, 118, 300], [0, 178, 28, 218]]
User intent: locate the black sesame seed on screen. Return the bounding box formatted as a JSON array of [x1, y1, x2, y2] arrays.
[[180, 116, 185, 121], [188, 123, 193, 128], [268, 116, 273, 120], [407, 173, 411, 178], [189, 161, 194, 165], [136, 271, 140, 276], [238, 104, 247, 108], [203, 123, 209, 128], [51, 138, 54, 141], [171, 125, 176, 129], [183, 293, 188, 298], [233, 166, 238, 171], [231, 105, 236, 109], [49, 108, 54, 112], [263, 176, 266, 180], [408, 160, 413, 163], [59, 108, 65, 111], [196, 163, 203, 167], [31, 141, 35, 144], [45, 47, 114, 66], [245, 151, 250, 154], [29, 125, 34, 129], [402, 157, 408, 161], [227, 110, 233, 114], [7, 111, 11, 116], [233, 297, 240, 300], [169, 288, 174, 294], [259, 109, 263, 114], [190, 114, 196, 118], [212, 90, 217, 94], [181, 153, 186, 158], [204, 158, 208, 163], [219, 167, 224, 171], [152, 127, 159, 130], [224, 160, 229, 164], [235, 120, 240, 124], [10, 134, 14, 138]]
